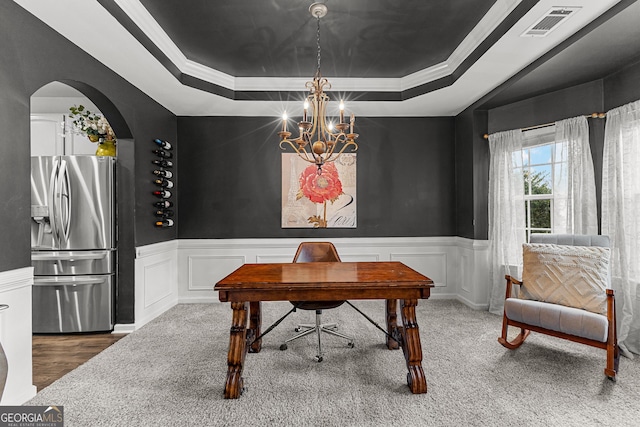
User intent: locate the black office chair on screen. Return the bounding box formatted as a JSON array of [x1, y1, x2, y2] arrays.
[[279, 242, 355, 362]]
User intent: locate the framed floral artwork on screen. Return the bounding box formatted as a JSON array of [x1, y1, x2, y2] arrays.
[[282, 153, 356, 228]]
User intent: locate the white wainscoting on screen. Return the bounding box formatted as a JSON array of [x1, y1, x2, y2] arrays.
[[0, 267, 37, 405], [175, 237, 490, 307], [132, 237, 490, 332], [129, 240, 180, 332]]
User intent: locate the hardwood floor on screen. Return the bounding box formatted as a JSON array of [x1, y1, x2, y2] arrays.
[[32, 333, 126, 391]]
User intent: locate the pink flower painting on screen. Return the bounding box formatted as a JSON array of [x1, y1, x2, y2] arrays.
[[282, 153, 356, 228], [296, 163, 344, 227]]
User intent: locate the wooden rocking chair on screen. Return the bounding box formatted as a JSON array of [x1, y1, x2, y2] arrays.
[[498, 234, 620, 380]]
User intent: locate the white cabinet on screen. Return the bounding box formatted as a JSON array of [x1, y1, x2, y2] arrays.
[[30, 114, 97, 156]]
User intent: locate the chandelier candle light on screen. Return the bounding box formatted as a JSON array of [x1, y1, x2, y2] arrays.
[[278, 2, 358, 175]]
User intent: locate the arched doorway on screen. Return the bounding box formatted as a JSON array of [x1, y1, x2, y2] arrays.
[[29, 81, 130, 390]]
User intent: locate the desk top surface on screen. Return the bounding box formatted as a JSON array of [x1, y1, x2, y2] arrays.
[[215, 262, 433, 301]]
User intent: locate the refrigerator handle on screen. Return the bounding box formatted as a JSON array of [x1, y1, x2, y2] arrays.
[[48, 158, 60, 247], [34, 276, 107, 285], [32, 251, 109, 261], [59, 159, 72, 244], [50, 158, 72, 247]]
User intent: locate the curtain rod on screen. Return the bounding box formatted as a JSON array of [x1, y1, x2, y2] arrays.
[[483, 112, 606, 140]]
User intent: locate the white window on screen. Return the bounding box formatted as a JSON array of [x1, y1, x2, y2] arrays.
[[513, 126, 562, 241]]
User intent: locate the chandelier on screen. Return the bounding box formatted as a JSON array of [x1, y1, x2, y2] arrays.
[[278, 2, 358, 174]]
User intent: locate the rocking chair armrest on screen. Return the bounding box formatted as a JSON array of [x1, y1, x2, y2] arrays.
[[505, 275, 522, 286], [504, 275, 522, 300]]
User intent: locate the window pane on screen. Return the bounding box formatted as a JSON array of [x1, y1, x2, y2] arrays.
[[530, 145, 552, 165], [530, 165, 552, 194], [530, 199, 551, 228], [521, 148, 530, 167], [554, 141, 567, 163], [522, 168, 530, 195]]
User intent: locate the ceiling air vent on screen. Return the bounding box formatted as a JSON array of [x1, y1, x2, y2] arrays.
[[521, 7, 581, 37]]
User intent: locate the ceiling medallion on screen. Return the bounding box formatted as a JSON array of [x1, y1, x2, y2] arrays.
[[278, 2, 358, 175]]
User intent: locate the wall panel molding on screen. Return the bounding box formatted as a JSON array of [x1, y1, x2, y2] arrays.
[[175, 237, 490, 307], [0, 267, 37, 404], [134, 237, 491, 331], [133, 240, 178, 330], [188, 255, 245, 291]]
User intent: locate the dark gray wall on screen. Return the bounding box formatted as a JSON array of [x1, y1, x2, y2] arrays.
[[0, 1, 177, 323], [487, 80, 604, 133], [604, 57, 640, 110], [177, 116, 457, 238], [454, 109, 489, 239]]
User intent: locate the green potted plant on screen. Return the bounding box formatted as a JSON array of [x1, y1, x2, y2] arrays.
[[69, 105, 117, 156]]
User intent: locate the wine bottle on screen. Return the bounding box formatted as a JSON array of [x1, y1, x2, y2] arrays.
[[152, 169, 173, 178], [152, 159, 173, 168], [153, 200, 173, 208], [154, 139, 173, 150], [154, 209, 174, 217], [153, 149, 173, 158], [152, 190, 172, 198], [153, 179, 174, 188], [155, 218, 174, 227]]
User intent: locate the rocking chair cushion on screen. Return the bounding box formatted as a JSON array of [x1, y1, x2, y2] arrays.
[[520, 243, 610, 315], [504, 298, 609, 342]]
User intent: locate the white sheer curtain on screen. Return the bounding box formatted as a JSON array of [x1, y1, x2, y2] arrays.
[[602, 99, 640, 358], [553, 116, 598, 234], [488, 130, 526, 314]]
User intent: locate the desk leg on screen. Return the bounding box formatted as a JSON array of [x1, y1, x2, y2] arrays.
[[385, 299, 399, 350], [224, 301, 249, 399], [400, 299, 427, 394], [249, 302, 262, 353]]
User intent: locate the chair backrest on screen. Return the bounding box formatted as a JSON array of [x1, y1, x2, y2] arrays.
[[293, 242, 341, 263], [523, 234, 611, 314], [290, 242, 344, 310], [529, 234, 609, 248]]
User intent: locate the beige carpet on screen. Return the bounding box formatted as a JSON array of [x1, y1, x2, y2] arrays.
[[26, 300, 639, 426]]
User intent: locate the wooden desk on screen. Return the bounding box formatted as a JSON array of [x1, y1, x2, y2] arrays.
[[214, 261, 434, 399]]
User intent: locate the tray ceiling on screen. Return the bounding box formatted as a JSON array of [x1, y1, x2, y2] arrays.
[[17, 0, 640, 116]]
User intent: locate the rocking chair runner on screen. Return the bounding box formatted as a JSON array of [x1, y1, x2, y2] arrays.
[[498, 234, 620, 380]]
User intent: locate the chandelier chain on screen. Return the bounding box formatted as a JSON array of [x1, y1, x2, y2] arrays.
[[316, 16, 322, 75], [277, 2, 358, 175]]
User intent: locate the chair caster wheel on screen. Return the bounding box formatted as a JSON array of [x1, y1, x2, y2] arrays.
[[294, 327, 301, 332], [315, 356, 323, 362], [347, 341, 355, 348], [280, 344, 287, 351]]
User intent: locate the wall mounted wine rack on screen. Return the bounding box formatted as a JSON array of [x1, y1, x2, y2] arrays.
[[151, 138, 175, 228]]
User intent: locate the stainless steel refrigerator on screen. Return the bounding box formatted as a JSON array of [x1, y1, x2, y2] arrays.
[[31, 156, 116, 333]]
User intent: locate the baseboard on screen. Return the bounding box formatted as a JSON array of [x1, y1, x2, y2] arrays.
[[428, 293, 459, 300], [113, 324, 135, 334], [134, 298, 178, 331], [456, 294, 490, 311], [178, 296, 220, 304]]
